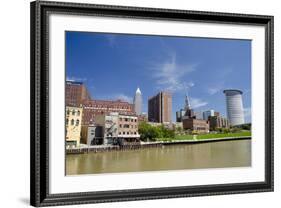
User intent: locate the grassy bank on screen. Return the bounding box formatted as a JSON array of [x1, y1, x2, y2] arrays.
[[156, 131, 251, 142]]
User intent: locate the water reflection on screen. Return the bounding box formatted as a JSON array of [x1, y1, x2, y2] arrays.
[[66, 140, 251, 175]]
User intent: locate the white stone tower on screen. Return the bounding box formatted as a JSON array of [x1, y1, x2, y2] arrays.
[[133, 87, 142, 115]]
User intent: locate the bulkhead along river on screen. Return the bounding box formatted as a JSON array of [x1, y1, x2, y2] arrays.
[[66, 139, 251, 175]]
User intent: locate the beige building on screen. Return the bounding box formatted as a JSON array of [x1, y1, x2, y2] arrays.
[[65, 106, 83, 148], [209, 116, 229, 130]]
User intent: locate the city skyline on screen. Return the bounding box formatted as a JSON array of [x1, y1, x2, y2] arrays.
[[66, 31, 251, 122]]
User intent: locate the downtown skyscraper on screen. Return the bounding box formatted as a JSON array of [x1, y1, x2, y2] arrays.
[[148, 91, 172, 123], [133, 87, 142, 115]]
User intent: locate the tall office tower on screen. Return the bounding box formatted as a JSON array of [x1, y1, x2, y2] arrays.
[[148, 91, 172, 123], [223, 89, 245, 126], [203, 109, 215, 120], [133, 87, 142, 115]]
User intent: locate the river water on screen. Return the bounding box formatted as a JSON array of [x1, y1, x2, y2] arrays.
[[66, 139, 251, 175]]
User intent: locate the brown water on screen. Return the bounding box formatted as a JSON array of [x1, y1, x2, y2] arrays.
[[66, 139, 251, 175]]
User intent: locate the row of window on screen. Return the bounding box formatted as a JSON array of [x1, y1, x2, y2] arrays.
[[66, 119, 80, 126], [66, 109, 81, 116], [118, 132, 137, 135], [119, 124, 137, 128], [194, 127, 208, 130], [119, 118, 137, 122], [84, 105, 131, 109]]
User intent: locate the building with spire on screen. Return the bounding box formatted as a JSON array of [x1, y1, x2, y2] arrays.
[[176, 94, 194, 122], [133, 87, 142, 115], [176, 94, 209, 133]]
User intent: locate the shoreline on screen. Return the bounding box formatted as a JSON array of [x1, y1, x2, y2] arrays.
[[66, 136, 251, 154]]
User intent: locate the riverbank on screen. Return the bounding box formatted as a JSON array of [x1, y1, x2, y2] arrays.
[[66, 136, 251, 154], [66, 139, 251, 175]]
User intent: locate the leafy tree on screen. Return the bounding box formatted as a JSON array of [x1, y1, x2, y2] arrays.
[[138, 122, 175, 141]]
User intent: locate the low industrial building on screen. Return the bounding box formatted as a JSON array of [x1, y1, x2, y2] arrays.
[[209, 116, 229, 130], [94, 112, 140, 146], [182, 116, 210, 133]]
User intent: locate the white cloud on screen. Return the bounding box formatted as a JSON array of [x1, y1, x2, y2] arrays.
[[190, 97, 208, 109], [66, 76, 87, 82], [207, 82, 225, 95], [113, 93, 133, 103], [150, 54, 196, 93]]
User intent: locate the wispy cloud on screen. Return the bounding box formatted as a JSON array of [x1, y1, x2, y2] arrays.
[[150, 54, 197, 93], [113, 93, 133, 103], [207, 82, 224, 95], [190, 97, 208, 109], [206, 68, 233, 95], [66, 76, 87, 82], [96, 93, 133, 103]]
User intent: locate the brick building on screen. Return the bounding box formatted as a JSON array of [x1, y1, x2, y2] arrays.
[[65, 81, 91, 106], [81, 99, 134, 125], [182, 117, 210, 133], [148, 91, 172, 123]]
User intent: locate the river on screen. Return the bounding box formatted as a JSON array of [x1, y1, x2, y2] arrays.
[[66, 139, 251, 175]]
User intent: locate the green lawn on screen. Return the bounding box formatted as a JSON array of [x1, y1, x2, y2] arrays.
[[156, 131, 251, 142]]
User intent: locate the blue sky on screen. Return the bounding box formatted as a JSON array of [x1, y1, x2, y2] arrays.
[[66, 31, 251, 122]]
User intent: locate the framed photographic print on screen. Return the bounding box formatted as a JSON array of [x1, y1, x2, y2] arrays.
[[30, 0, 274, 207]]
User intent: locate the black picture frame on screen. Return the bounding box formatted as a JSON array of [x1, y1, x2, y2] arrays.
[[30, 0, 274, 207]]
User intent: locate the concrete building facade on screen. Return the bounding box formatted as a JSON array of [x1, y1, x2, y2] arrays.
[[223, 89, 245, 126], [95, 112, 140, 145], [65, 106, 83, 148], [148, 91, 172, 123], [203, 110, 215, 120], [209, 116, 229, 130]]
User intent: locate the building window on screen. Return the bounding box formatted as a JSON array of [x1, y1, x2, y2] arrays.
[[119, 118, 122, 121], [66, 118, 69, 125], [72, 110, 75, 115], [76, 119, 80, 126], [66, 109, 70, 115], [77, 110, 80, 116], [71, 119, 74, 125], [127, 132, 129, 135], [125, 118, 128, 122], [124, 124, 129, 128], [123, 132, 125, 135]]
